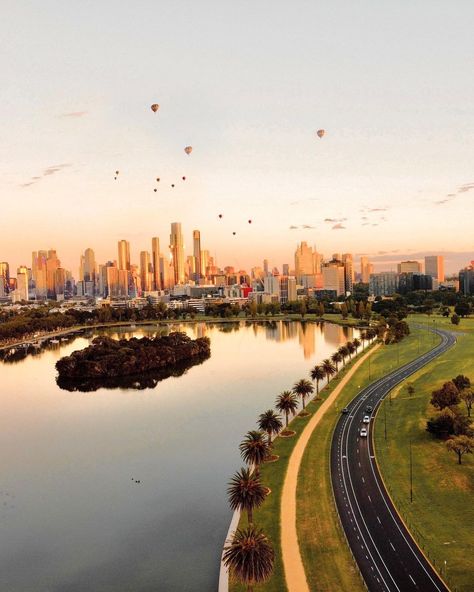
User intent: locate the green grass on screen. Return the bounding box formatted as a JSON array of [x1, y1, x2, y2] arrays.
[[296, 325, 441, 591], [374, 315, 474, 592]]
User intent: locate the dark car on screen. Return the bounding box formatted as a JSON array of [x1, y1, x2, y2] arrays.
[[341, 407, 349, 414], [366, 405, 373, 413]]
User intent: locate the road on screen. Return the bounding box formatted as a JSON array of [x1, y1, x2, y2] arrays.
[[330, 327, 456, 592]]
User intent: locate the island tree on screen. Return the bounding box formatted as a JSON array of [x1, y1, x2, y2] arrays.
[[275, 391, 299, 427], [227, 467, 267, 525], [310, 365, 325, 396], [292, 378, 314, 410], [257, 410, 283, 445], [239, 431, 270, 477]]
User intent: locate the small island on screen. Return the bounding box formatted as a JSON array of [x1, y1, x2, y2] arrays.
[[56, 332, 211, 380]]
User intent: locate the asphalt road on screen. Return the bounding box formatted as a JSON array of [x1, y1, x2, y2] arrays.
[[330, 328, 456, 592]]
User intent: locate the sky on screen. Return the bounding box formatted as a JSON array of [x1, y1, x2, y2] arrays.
[[1, 0, 473, 275]]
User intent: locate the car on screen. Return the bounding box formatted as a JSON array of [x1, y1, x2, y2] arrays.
[[341, 407, 349, 414], [366, 405, 373, 413], [363, 415, 370, 423], [360, 428, 368, 437]]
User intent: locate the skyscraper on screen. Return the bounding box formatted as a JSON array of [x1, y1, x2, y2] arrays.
[[322, 260, 346, 296], [151, 237, 161, 291], [118, 240, 130, 271], [170, 223, 185, 285], [295, 242, 314, 278], [83, 248, 96, 284], [360, 256, 373, 283], [397, 260, 422, 274], [193, 230, 202, 282], [342, 253, 354, 294], [0, 262, 9, 295], [140, 251, 153, 293], [425, 256, 445, 283]]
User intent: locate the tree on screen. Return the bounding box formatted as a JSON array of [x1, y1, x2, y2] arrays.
[[454, 301, 471, 318], [346, 342, 356, 359], [359, 331, 367, 348], [446, 435, 474, 465], [331, 351, 342, 372], [223, 526, 274, 592], [340, 303, 348, 319], [321, 358, 336, 384], [257, 410, 283, 445], [452, 375, 471, 392], [239, 431, 270, 477], [353, 338, 361, 354], [451, 313, 460, 326], [227, 467, 267, 525], [300, 298, 307, 318], [293, 378, 314, 410], [275, 391, 299, 427], [430, 381, 461, 410], [407, 383, 415, 397], [460, 389, 474, 418], [310, 365, 325, 396], [338, 345, 350, 366]]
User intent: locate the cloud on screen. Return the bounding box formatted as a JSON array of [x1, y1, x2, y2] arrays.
[[324, 217, 347, 223], [458, 183, 474, 193], [302, 224, 315, 229], [332, 223, 346, 230], [19, 163, 72, 187], [289, 225, 299, 230], [378, 250, 388, 255], [361, 216, 368, 220], [61, 111, 88, 118], [368, 207, 388, 212]]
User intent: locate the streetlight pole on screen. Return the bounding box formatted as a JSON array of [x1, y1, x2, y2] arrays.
[[384, 397, 387, 441], [409, 439, 413, 503]]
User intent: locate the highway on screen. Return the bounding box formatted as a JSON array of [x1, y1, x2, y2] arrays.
[[330, 327, 456, 592]]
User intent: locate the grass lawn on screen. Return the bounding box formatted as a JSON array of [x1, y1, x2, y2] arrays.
[[374, 314, 474, 592], [296, 325, 441, 591]]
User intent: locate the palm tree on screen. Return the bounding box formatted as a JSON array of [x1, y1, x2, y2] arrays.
[[257, 410, 283, 445], [331, 351, 343, 372], [360, 331, 367, 348], [310, 365, 326, 397], [338, 345, 350, 366], [239, 431, 270, 477], [223, 526, 274, 592], [346, 341, 356, 359], [321, 358, 336, 385], [353, 337, 361, 354], [275, 391, 299, 427], [228, 467, 267, 524], [293, 378, 314, 410]]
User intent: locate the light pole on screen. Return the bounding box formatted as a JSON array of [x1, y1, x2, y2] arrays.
[[384, 397, 387, 441], [409, 439, 413, 503]]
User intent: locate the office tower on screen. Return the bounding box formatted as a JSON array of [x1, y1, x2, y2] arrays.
[[140, 251, 153, 293], [397, 260, 422, 274], [54, 268, 66, 300], [118, 269, 129, 297], [263, 259, 269, 276], [397, 273, 433, 294], [459, 264, 474, 295], [46, 250, 60, 298], [312, 250, 323, 275], [282, 263, 290, 276], [193, 230, 202, 282], [425, 256, 445, 283], [342, 253, 354, 294], [159, 255, 172, 289], [360, 256, 373, 283], [151, 237, 161, 291], [264, 275, 280, 298], [16, 266, 29, 301], [369, 272, 398, 297], [0, 262, 9, 294], [118, 240, 130, 271], [106, 266, 119, 298], [170, 223, 185, 285], [201, 250, 210, 280], [83, 248, 96, 284], [295, 242, 314, 277], [322, 260, 346, 296], [32, 251, 48, 299], [279, 276, 297, 303]]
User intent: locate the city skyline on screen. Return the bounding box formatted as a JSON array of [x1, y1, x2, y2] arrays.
[[1, 2, 474, 274]]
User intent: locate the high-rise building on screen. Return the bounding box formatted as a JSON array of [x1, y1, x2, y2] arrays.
[[282, 263, 290, 276], [322, 260, 346, 296], [16, 266, 29, 301], [193, 230, 202, 282], [83, 248, 96, 284], [170, 222, 185, 285], [140, 251, 153, 293], [54, 268, 66, 300], [425, 256, 445, 282], [263, 259, 269, 276], [0, 262, 9, 294], [360, 256, 373, 283], [295, 242, 314, 278], [313, 250, 323, 275], [201, 250, 210, 280], [106, 265, 119, 298], [32, 251, 48, 299], [459, 264, 474, 295], [279, 275, 297, 303], [397, 260, 422, 274], [151, 237, 161, 291], [397, 273, 433, 294], [118, 240, 130, 271], [342, 253, 354, 294], [369, 272, 398, 297], [46, 250, 60, 298]]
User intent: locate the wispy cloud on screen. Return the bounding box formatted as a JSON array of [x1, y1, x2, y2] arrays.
[[302, 224, 315, 229], [332, 223, 346, 230], [19, 163, 72, 188], [289, 225, 298, 230], [324, 217, 347, 223], [61, 111, 88, 118], [368, 207, 388, 212]]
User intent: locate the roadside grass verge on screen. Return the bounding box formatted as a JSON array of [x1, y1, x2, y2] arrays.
[[374, 317, 474, 592]]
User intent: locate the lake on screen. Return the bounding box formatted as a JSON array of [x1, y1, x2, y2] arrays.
[[0, 320, 359, 591]]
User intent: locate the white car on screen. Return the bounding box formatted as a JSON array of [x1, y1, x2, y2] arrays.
[[363, 415, 370, 423], [360, 428, 368, 437]]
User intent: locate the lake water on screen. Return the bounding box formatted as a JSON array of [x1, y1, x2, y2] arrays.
[[0, 320, 359, 592]]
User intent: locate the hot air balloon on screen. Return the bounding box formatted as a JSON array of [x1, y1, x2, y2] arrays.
[[171, 184, 175, 188], [248, 219, 252, 224], [151, 104, 159, 113], [316, 129, 325, 139], [114, 177, 117, 180], [218, 214, 223, 219], [156, 177, 160, 182], [154, 189, 157, 192], [184, 146, 193, 155], [232, 231, 236, 235], [182, 176, 186, 181]]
